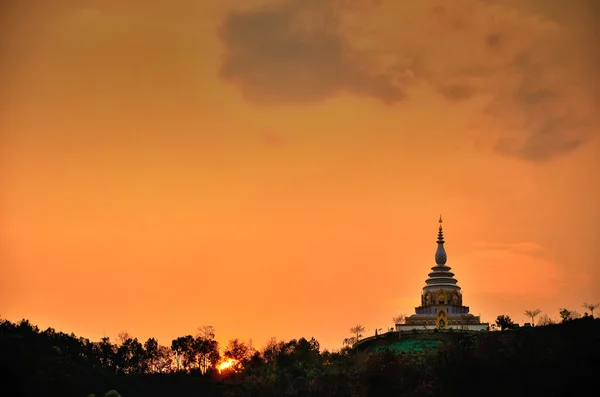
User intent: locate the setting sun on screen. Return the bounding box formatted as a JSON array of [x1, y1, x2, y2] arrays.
[[217, 358, 239, 374]]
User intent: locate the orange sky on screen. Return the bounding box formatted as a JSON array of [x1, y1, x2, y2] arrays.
[[1, 0, 599, 351]]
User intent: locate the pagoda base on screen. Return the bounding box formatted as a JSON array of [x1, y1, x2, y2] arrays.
[[396, 322, 489, 332]]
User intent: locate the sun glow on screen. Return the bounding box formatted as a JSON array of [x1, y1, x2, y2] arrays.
[[217, 358, 238, 373]]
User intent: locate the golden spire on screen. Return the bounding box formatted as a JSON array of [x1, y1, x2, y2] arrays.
[[435, 215, 447, 265]]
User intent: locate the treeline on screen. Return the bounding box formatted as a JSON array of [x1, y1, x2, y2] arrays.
[[0, 319, 234, 375], [0, 318, 237, 396], [1, 316, 600, 397], [495, 304, 597, 330]]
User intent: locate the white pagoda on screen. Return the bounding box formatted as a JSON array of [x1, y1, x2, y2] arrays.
[[397, 216, 489, 332]]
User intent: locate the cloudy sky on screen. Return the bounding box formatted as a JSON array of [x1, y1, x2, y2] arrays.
[[1, 0, 598, 349]]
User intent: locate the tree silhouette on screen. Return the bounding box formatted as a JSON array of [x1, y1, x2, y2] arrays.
[[194, 335, 220, 373], [537, 314, 555, 326], [155, 345, 173, 373], [115, 336, 145, 374], [94, 336, 115, 370], [349, 325, 365, 352], [171, 335, 191, 371], [144, 337, 160, 373], [392, 314, 406, 325], [196, 325, 215, 340], [496, 315, 514, 330], [180, 335, 197, 370], [191, 327, 217, 373], [224, 338, 251, 372], [261, 337, 280, 365], [559, 308, 572, 322], [116, 331, 132, 346], [524, 308, 542, 326], [583, 303, 599, 318], [559, 308, 582, 322], [349, 324, 365, 341]]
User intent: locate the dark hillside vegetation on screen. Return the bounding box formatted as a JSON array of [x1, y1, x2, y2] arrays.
[[1, 317, 598, 397]]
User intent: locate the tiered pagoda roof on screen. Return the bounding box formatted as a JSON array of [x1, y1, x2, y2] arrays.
[[424, 216, 460, 289]]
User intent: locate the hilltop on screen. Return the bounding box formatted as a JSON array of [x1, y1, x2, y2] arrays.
[[1, 316, 599, 397]]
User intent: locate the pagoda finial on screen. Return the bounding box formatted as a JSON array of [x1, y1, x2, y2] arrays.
[[435, 215, 447, 265]]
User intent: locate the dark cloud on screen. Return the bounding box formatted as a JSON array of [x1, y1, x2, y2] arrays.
[[516, 85, 557, 105], [485, 31, 596, 162], [430, 0, 599, 162], [217, 0, 403, 105], [518, 122, 583, 163], [484, 33, 502, 51], [438, 84, 477, 102], [495, 119, 584, 163], [217, 0, 598, 163]]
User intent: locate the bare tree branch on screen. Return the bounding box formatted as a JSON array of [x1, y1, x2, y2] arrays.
[[392, 314, 406, 325], [582, 303, 600, 318], [524, 309, 542, 326]]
